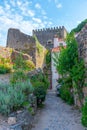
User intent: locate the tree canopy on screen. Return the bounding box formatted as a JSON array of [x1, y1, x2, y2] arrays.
[[53, 32, 78, 76], [71, 19, 87, 33]]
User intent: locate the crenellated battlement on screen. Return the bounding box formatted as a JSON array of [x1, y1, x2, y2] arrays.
[[32, 26, 67, 49], [32, 26, 65, 33]]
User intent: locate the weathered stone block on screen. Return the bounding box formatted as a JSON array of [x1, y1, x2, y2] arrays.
[[8, 117, 16, 125], [9, 109, 33, 130]]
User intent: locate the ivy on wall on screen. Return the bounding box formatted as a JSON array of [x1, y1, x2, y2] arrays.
[[33, 35, 44, 55]]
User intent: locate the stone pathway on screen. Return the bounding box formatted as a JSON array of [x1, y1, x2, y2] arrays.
[[31, 90, 86, 130]]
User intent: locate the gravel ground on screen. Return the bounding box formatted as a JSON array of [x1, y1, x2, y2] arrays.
[[31, 90, 86, 130]]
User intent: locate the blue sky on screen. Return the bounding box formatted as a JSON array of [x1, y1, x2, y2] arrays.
[[0, 0, 87, 46]]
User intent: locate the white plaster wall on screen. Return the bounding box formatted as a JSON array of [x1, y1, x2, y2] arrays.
[[51, 53, 59, 90], [54, 37, 66, 47], [51, 37, 66, 90], [54, 38, 59, 47]]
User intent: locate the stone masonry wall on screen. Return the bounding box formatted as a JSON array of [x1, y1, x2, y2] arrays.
[[7, 28, 36, 64], [6, 26, 67, 67], [76, 24, 87, 103], [33, 26, 67, 50], [0, 46, 32, 64]]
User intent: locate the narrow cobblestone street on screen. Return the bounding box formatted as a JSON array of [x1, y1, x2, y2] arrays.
[[31, 90, 85, 130]]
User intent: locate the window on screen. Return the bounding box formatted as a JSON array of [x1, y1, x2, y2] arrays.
[[47, 40, 52, 44], [59, 43, 63, 46]]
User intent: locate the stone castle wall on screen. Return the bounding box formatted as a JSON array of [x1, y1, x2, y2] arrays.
[[6, 26, 67, 66], [7, 28, 35, 50], [76, 24, 87, 76], [7, 26, 67, 51], [33, 26, 67, 50], [76, 24, 87, 62], [76, 24, 87, 105], [6, 28, 36, 64]]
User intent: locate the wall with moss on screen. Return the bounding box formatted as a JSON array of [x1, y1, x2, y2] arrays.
[[34, 36, 46, 68]]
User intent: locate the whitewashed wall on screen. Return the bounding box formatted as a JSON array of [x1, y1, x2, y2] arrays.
[[51, 37, 66, 90], [54, 37, 66, 47], [51, 52, 60, 90]]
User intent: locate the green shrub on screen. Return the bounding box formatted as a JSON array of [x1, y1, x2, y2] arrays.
[[13, 52, 35, 71], [57, 78, 63, 84], [25, 60, 35, 71], [22, 101, 34, 115], [31, 81, 46, 105], [30, 72, 49, 90], [12, 88, 26, 111], [0, 63, 12, 74], [71, 19, 87, 33], [15, 79, 34, 95], [10, 69, 28, 85], [30, 71, 49, 106], [34, 86, 46, 105], [0, 84, 22, 114], [60, 85, 74, 105], [0, 80, 34, 115], [41, 75, 49, 90], [46, 50, 51, 67], [0, 56, 12, 74], [58, 77, 74, 105], [32, 80, 48, 91], [81, 98, 87, 127], [32, 81, 44, 88]]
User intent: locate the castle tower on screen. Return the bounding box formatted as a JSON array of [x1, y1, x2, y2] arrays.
[[32, 26, 67, 50]]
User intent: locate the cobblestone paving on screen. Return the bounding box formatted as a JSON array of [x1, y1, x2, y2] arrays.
[[31, 91, 86, 130]]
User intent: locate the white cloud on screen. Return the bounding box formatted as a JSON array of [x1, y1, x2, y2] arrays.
[[0, 0, 53, 46], [43, 16, 48, 19], [23, 1, 32, 7], [28, 10, 35, 17], [0, 6, 5, 15], [54, 0, 62, 9], [17, 1, 22, 6], [5, 3, 10, 10], [10, 0, 16, 7], [77, 21, 81, 24], [19, 21, 34, 34], [48, 21, 53, 25], [15, 1, 35, 17], [0, 7, 44, 46], [35, 3, 41, 9], [56, 3, 62, 8], [32, 17, 42, 23], [44, 21, 53, 26]]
